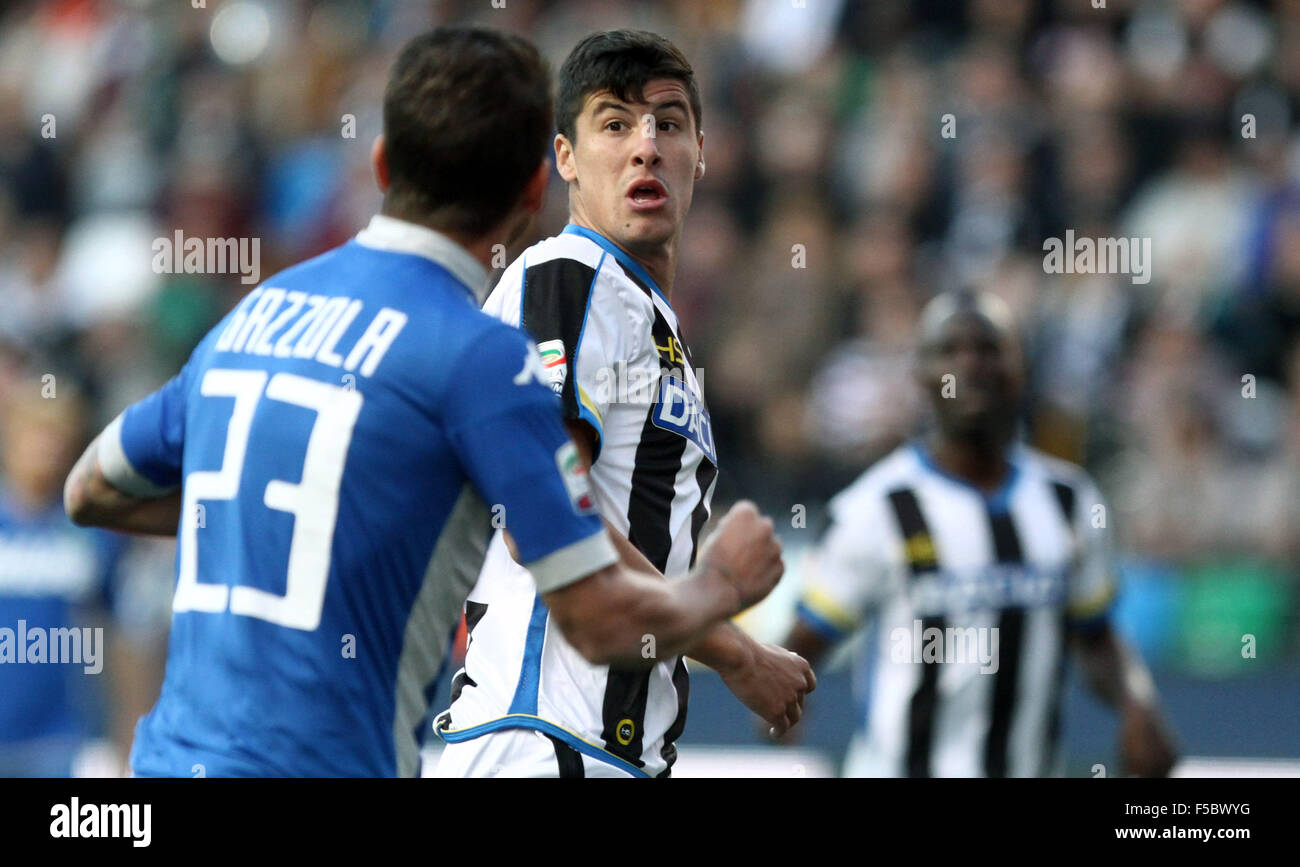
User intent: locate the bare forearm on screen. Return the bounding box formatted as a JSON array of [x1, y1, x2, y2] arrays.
[[601, 518, 754, 672], [1076, 626, 1157, 711], [65, 436, 181, 536], [1076, 623, 1179, 776], [687, 620, 756, 674], [548, 422, 783, 669], [545, 560, 740, 669], [107, 632, 166, 773]]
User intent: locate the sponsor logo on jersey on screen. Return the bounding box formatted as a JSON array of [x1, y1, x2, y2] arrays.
[[535, 339, 567, 395], [616, 718, 635, 746], [653, 335, 686, 366], [651, 375, 716, 464], [908, 564, 1069, 616], [554, 441, 596, 514]]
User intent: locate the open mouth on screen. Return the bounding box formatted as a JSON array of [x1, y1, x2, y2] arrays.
[[626, 178, 668, 210]]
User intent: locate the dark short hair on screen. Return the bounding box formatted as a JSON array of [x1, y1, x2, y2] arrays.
[[383, 26, 552, 235], [557, 30, 702, 144]]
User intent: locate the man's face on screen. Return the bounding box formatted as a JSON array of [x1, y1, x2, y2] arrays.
[[2, 407, 78, 503], [916, 312, 1023, 439], [556, 78, 703, 252]]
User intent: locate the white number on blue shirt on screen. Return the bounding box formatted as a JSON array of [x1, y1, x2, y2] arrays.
[[172, 368, 363, 631]]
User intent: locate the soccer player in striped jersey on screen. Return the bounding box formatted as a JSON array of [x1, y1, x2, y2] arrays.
[[782, 291, 1178, 777], [435, 30, 815, 778], [60, 26, 787, 777]]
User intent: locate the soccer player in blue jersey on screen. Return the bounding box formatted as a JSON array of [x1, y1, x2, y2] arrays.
[[0, 383, 140, 776], [62, 26, 786, 778]]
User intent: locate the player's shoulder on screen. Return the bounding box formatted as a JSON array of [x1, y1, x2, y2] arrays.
[[486, 230, 654, 349], [509, 230, 646, 304], [827, 443, 922, 521], [250, 241, 371, 299], [525, 230, 609, 274], [1013, 444, 1098, 495], [452, 307, 536, 363]]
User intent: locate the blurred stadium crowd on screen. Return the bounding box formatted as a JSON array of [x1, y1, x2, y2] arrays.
[[0, 0, 1297, 770]]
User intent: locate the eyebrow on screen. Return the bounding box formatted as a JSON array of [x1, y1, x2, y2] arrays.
[[649, 99, 688, 116], [590, 98, 689, 118], [591, 99, 633, 117]]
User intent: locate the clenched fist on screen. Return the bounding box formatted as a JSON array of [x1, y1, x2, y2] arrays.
[[697, 500, 785, 613]]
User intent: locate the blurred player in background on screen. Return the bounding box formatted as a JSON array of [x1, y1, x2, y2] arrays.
[[435, 29, 814, 779], [0, 381, 160, 776], [62, 25, 786, 778], [782, 291, 1179, 777]]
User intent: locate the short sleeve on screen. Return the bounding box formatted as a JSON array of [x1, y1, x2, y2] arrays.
[[440, 323, 618, 593], [1066, 478, 1119, 632], [99, 362, 195, 496], [797, 492, 894, 642], [517, 257, 625, 458]]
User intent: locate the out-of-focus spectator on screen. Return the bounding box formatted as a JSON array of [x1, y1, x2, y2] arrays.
[[0, 379, 165, 776]]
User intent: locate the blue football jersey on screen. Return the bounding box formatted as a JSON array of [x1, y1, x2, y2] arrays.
[[108, 215, 617, 777], [0, 491, 122, 754]]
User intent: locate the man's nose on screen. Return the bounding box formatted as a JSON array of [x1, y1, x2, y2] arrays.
[[631, 118, 662, 166]]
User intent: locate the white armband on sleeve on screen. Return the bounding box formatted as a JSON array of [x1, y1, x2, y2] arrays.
[[96, 413, 179, 497], [524, 530, 619, 594]]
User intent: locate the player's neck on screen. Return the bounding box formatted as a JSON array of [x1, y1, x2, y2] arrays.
[[924, 431, 1012, 494], [635, 245, 676, 300], [378, 205, 497, 273], [569, 215, 678, 300]]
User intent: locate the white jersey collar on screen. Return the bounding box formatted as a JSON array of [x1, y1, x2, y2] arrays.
[[355, 214, 489, 304]]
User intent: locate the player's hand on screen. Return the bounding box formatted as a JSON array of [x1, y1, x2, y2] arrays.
[[718, 642, 817, 739], [1119, 704, 1178, 777], [698, 501, 784, 612]]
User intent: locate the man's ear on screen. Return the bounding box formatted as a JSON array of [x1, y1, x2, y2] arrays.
[[371, 135, 389, 193], [521, 158, 550, 214], [555, 132, 578, 184], [497, 159, 552, 249], [694, 129, 706, 180]]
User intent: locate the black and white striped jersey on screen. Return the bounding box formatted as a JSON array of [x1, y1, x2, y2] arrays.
[[434, 224, 717, 778], [796, 440, 1117, 778]]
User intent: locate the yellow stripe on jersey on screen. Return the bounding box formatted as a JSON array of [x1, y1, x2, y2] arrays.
[[576, 384, 603, 427], [801, 586, 860, 632], [903, 532, 937, 567], [576, 384, 602, 424]]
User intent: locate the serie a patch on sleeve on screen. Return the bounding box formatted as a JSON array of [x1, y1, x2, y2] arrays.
[[554, 440, 596, 515], [536, 339, 568, 395]]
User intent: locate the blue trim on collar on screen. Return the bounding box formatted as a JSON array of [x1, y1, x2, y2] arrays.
[[910, 439, 1021, 515], [561, 224, 669, 305]]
